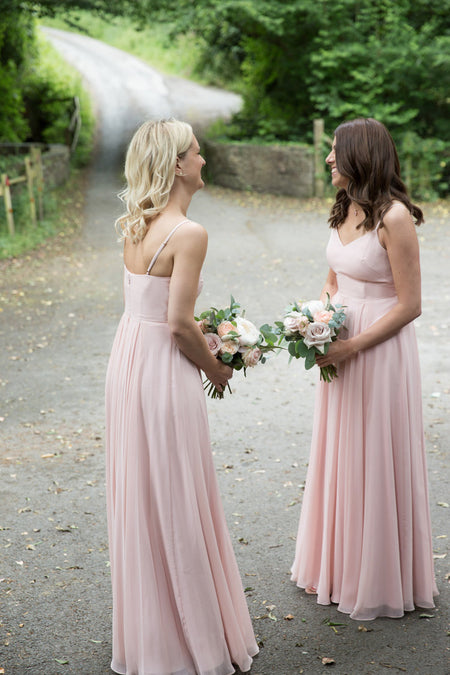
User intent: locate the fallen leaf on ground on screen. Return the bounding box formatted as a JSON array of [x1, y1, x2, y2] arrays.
[[321, 657, 335, 665], [379, 665, 406, 672], [322, 618, 346, 627], [284, 614, 294, 620]]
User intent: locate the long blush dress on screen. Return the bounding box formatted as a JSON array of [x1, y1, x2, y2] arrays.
[[291, 225, 438, 621], [105, 221, 258, 675]]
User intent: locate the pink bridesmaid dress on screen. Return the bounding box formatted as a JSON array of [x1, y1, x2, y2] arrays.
[[291, 226, 439, 621], [105, 221, 258, 674]]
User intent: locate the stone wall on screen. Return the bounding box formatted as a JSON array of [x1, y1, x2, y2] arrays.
[[0, 143, 71, 188], [41, 144, 71, 187], [204, 140, 314, 198]]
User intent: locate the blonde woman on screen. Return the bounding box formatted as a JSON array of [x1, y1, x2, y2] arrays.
[[105, 119, 258, 675]]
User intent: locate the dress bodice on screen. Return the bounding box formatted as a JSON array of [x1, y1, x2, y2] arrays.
[[123, 270, 171, 323], [327, 228, 396, 300], [123, 268, 203, 323], [122, 219, 203, 323]]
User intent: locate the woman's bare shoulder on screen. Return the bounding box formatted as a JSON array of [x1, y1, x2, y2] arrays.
[[383, 200, 413, 225], [175, 218, 207, 240]]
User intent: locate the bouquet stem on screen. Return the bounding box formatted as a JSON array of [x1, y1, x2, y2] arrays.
[[203, 379, 232, 399], [319, 365, 338, 383]]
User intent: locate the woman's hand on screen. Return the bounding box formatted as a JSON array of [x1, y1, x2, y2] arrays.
[[205, 361, 233, 393], [316, 339, 356, 368]]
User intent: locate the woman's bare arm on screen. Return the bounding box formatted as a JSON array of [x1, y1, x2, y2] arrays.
[[167, 222, 232, 390]]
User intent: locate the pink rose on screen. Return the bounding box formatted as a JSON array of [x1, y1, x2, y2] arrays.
[[198, 319, 211, 334], [219, 340, 239, 356], [295, 314, 310, 336], [283, 311, 303, 335], [242, 347, 262, 367], [313, 310, 334, 324], [284, 311, 310, 336], [217, 321, 237, 340], [204, 332, 222, 356], [303, 322, 333, 353]]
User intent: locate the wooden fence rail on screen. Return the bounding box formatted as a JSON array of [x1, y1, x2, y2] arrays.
[[0, 147, 44, 236], [0, 95, 80, 237]]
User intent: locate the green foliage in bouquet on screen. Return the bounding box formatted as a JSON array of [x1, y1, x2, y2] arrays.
[[197, 296, 280, 398], [276, 295, 346, 383]]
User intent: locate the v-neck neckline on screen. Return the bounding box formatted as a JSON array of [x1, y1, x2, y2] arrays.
[[336, 228, 368, 247]]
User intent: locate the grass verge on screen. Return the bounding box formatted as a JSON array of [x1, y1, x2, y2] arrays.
[[0, 169, 86, 261], [0, 31, 95, 260]]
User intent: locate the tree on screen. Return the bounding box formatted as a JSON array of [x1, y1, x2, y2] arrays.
[[0, 0, 137, 142], [134, 0, 449, 196]]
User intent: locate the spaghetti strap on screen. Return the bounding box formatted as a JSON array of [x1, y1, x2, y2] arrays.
[[146, 219, 190, 275]]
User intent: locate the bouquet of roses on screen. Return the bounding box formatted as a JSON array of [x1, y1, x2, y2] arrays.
[[275, 295, 346, 382], [197, 296, 279, 398]]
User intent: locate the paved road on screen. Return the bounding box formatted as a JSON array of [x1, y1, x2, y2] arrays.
[[0, 29, 448, 675]]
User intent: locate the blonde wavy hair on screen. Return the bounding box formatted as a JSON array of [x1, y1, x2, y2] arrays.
[[115, 119, 193, 243]]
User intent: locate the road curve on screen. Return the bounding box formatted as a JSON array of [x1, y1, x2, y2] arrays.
[[41, 26, 242, 169]]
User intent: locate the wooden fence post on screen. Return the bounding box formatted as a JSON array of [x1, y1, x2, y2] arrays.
[[69, 96, 81, 154], [25, 156, 37, 227], [313, 118, 325, 198], [1, 173, 15, 236], [31, 147, 44, 220]]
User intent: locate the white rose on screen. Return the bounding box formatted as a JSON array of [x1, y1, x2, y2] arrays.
[[303, 321, 332, 353], [302, 300, 325, 317], [283, 311, 303, 335], [234, 316, 260, 347]]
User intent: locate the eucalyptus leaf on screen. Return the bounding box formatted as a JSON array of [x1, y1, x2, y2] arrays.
[[305, 349, 317, 369], [295, 340, 310, 358], [288, 341, 298, 357]]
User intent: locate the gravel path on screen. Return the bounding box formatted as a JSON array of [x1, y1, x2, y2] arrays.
[[0, 29, 448, 675]]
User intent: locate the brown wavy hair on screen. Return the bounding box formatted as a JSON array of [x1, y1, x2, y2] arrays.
[[328, 118, 423, 230]]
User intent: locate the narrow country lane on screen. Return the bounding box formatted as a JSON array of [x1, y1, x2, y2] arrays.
[[0, 29, 448, 675]]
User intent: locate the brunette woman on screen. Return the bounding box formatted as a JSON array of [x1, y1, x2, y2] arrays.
[[291, 118, 438, 620]]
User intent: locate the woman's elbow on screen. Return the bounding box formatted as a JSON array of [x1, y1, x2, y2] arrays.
[[412, 304, 422, 321], [407, 300, 421, 323], [168, 317, 193, 340], [397, 300, 421, 326]]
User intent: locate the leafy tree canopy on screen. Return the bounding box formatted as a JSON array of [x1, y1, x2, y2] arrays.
[[0, 0, 135, 17], [2, 0, 449, 196], [135, 0, 449, 196]]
